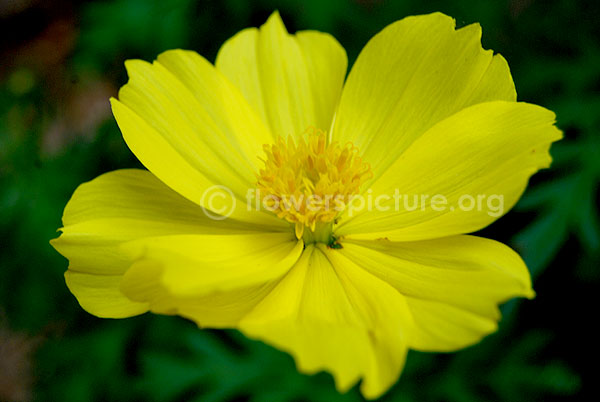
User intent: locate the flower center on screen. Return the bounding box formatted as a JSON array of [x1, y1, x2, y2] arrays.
[[257, 127, 372, 241]]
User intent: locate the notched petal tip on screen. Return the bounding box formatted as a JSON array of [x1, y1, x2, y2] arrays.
[[265, 9, 284, 26], [49, 231, 70, 257], [108, 96, 119, 110], [123, 58, 151, 77], [48, 235, 60, 249]]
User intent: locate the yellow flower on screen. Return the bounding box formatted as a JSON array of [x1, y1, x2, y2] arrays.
[[51, 11, 562, 399]]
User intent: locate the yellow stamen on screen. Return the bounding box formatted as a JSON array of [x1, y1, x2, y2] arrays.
[[257, 128, 372, 239]]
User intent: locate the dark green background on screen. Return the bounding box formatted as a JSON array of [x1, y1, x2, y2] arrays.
[[1, 0, 598, 401]]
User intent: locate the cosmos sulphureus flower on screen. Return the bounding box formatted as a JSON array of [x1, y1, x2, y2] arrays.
[[51, 11, 561, 399]]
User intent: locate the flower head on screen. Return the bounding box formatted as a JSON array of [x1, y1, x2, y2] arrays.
[[51, 11, 561, 399]]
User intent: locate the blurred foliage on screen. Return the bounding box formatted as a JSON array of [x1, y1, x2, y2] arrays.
[[1, 0, 598, 401]]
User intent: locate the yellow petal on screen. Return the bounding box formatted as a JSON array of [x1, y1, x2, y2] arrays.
[[120, 259, 278, 327], [51, 169, 262, 318], [113, 49, 281, 225], [120, 232, 303, 296], [339, 235, 534, 351], [239, 245, 412, 399], [64, 271, 147, 318], [216, 11, 347, 138], [118, 233, 303, 328], [332, 12, 516, 182], [337, 101, 562, 240]]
